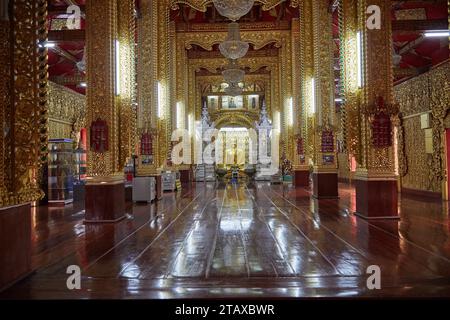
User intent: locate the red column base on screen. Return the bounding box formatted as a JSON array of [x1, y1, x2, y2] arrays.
[[179, 169, 192, 183], [355, 179, 399, 219], [0, 203, 32, 291], [312, 172, 338, 199], [293, 170, 310, 187], [85, 181, 126, 223]]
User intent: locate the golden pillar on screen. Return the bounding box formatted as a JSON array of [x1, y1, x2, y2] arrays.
[[352, 0, 398, 219], [0, 2, 9, 204], [0, 0, 48, 289], [311, 0, 339, 198], [118, 0, 137, 168], [85, 0, 135, 222], [156, 0, 172, 169], [0, 0, 48, 207], [338, 0, 360, 167], [135, 0, 175, 192], [293, 10, 310, 186], [136, 0, 158, 176], [280, 33, 293, 163]]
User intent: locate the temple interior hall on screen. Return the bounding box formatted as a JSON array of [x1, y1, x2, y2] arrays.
[[0, 0, 449, 299]]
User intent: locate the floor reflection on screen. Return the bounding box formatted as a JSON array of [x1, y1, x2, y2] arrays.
[[2, 182, 450, 299]]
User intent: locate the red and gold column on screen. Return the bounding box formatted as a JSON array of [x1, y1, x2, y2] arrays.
[[0, 0, 48, 289], [85, 0, 135, 222], [340, 0, 399, 219], [311, 0, 339, 198], [294, 0, 314, 187]]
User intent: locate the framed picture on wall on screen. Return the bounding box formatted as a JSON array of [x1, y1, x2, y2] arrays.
[[207, 96, 219, 110], [222, 96, 243, 109], [247, 95, 259, 109]]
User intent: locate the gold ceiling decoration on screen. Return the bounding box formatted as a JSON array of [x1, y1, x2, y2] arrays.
[[180, 30, 286, 51], [170, 0, 296, 12], [189, 56, 279, 74]]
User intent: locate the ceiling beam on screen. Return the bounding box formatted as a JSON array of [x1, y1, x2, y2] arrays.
[[176, 20, 291, 32], [398, 35, 425, 55], [50, 75, 86, 86], [392, 19, 448, 32], [394, 67, 419, 78], [48, 5, 85, 16], [48, 29, 85, 42], [49, 45, 80, 64]]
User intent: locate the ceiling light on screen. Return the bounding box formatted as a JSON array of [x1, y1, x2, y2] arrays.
[[222, 60, 245, 84], [157, 81, 164, 118], [288, 97, 293, 126], [212, 0, 255, 21], [225, 83, 243, 96], [310, 78, 316, 114], [39, 42, 55, 48], [356, 31, 363, 88], [115, 40, 120, 96], [219, 22, 249, 60], [424, 31, 450, 37]]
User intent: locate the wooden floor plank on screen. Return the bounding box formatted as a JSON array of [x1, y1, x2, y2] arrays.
[[1, 182, 450, 299]]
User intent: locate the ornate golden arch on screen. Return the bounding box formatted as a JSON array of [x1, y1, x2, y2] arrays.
[[214, 111, 259, 129]]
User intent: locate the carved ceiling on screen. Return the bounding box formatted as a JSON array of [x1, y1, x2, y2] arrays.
[[45, 0, 448, 96], [170, 0, 299, 15]]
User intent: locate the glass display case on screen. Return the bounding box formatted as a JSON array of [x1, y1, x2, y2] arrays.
[[73, 145, 87, 202], [48, 139, 74, 205], [162, 171, 177, 191], [74, 146, 87, 182], [162, 171, 181, 191]]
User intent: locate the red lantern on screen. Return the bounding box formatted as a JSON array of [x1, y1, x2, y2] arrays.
[[369, 97, 393, 148], [140, 133, 153, 156], [321, 130, 334, 153], [90, 118, 109, 153], [371, 112, 392, 147], [297, 137, 304, 155]]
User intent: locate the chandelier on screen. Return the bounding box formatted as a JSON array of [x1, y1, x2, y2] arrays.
[[219, 22, 249, 60], [212, 0, 255, 21], [222, 60, 245, 84], [225, 82, 243, 96]]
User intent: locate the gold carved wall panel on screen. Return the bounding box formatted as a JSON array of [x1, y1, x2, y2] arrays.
[[48, 82, 86, 140], [395, 62, 450, 193], [402, 116, 440, 192]]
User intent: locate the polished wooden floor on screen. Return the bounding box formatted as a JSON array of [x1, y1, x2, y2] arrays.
[[2, 182, 450, 299]]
